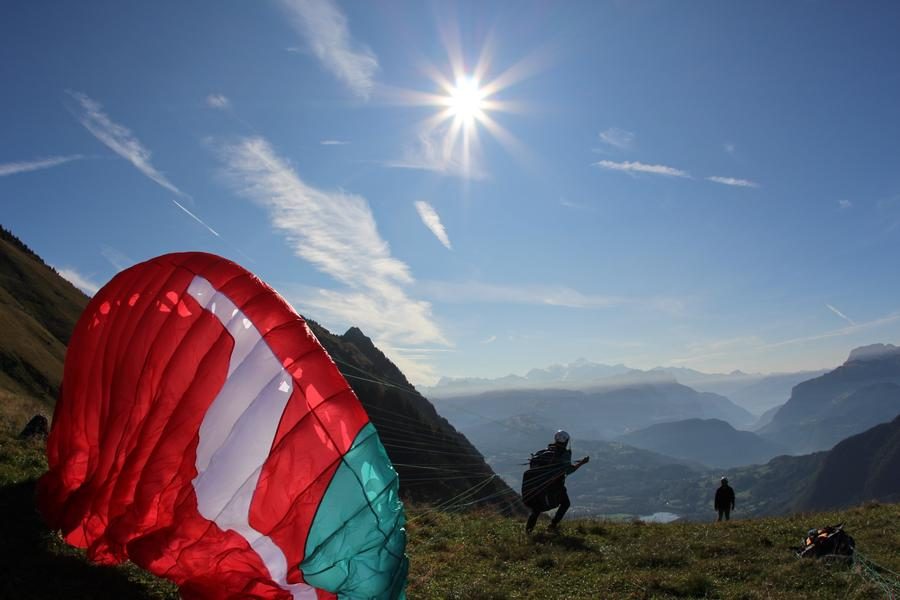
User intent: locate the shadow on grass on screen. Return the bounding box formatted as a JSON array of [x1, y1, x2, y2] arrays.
[[0, 479, 175, 600]]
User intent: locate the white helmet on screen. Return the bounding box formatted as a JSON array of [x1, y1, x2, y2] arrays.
[[554, 430, 570, 445]]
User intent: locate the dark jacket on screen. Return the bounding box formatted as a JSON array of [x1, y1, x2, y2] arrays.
[[552, 443, 578, 476], [522, 443, 574, 511], [715, 483, 735, 510]]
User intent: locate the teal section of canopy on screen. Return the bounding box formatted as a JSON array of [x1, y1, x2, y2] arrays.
[[301, 423, 408, 599]]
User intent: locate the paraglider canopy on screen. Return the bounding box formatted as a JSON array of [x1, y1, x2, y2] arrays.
[[38, 252, 407, 600]]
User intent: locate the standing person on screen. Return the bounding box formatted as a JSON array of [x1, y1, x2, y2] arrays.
[[522, 430, 589, 534], [715, 477, 736, 521]]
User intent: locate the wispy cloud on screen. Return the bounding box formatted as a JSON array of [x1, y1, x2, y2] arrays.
[[0, 154, 83, 177], [826, 304, 855, 326], [206, 94, 230, 109], [597, 127, 635, 151], [68, 90, 220, 237], [276, 0, 378, 100], [100, 244, 134, 272], [594, 160, 690, 178], [724, 143, 736, 154], [839, 199, 853, 209], [481, 335, 497, 345], [416, 280, 685, 315], [385, 129, 488, 180], [706, 176, 759, 188], [418, 280, 623, 308], [57, 267, 101, 296], [320, 139, 350, 146], [372, 342, 441, 386], [217, 136, 447, 374], [560, 198, 584, 209], [414, 201, 452, 250]]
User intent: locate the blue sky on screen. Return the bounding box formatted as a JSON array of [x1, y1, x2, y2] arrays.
[[3, 1, 900, 384]]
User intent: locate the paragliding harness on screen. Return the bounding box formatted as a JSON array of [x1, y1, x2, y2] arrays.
[[796, 523, 900, 596], [521, 446, 567, 512], [796, 523, 855, 559]]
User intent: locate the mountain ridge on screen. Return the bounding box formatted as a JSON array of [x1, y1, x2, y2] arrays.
[[617, 418, 786, 468]]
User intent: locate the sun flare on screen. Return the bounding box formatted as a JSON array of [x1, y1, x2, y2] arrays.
[[446, 77, 485, 123], [390, 35, 542, 179]]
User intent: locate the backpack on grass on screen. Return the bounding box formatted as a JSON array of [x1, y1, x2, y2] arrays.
[[797, 523, 855, 559]]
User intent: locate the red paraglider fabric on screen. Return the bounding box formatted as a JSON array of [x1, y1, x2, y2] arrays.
[[38, 252, 376, 600]]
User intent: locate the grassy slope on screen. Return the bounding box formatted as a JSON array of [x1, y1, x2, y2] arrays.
[[408, 508, 900, 599], [4, 423, 899, 600]]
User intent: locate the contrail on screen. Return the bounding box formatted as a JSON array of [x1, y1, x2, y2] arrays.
[[826, 304, 855, 326]]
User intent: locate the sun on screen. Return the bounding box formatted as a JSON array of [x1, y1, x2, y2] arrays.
[[446, 77, 485, 123], [390, 36, 543, 179]]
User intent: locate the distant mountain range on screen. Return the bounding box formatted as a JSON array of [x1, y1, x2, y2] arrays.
[[427, 359, 822, 417], [433, 382, 756, 440], [760, 345, 900, 453], [0, 224, 520, 513], [676, 369, 828, 415], [617, 418, 787, 469], [424, 358, 641, 397]]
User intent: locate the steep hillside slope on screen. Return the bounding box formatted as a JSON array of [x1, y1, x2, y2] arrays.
[[798, 414, 900, 511], [752, 403, 782, 430], [0, 225, 88, 413], [618, 418, 787, 468]]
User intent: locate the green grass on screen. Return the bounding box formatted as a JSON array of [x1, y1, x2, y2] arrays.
[[2, 422, 899, 599], [406, 506, 900, 599], [0, 420, 178, 600]]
